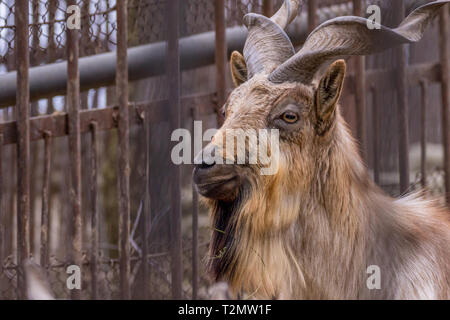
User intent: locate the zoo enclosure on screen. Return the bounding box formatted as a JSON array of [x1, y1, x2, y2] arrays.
[[0, 0, 449, 299]]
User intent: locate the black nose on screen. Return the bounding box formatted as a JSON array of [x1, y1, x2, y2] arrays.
[[196, 160, 215, 170]]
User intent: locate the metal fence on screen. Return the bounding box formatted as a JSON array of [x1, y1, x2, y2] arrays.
[[0, 0, 449, 300]]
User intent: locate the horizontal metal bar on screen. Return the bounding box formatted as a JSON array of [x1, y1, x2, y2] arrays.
[[344, 62, 442, 94], [0, 3, 353, 108], [0, 92, 218, 146]]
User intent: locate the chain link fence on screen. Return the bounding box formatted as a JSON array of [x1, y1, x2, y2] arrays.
[[0, 0, 283, 70]]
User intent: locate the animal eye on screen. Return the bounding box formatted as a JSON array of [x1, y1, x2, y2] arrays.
[[281, 111, 299, 124]]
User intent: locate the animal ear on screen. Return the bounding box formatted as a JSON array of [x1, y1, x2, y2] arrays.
[[230, 51, 247, 87], [315, 59, 346, 126]]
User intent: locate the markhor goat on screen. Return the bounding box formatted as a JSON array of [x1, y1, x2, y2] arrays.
[[193, 0, 450, 299]]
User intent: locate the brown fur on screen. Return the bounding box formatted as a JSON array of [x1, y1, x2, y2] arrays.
[[230, 51, 248, 87], [201, 61, 450, 300]]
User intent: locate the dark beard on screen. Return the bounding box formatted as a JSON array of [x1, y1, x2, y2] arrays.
[[207, 189, 246, 281]]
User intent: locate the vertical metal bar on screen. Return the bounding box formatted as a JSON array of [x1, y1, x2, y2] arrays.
[[6, 137, 15, 271], [6, 2, 16, 268], [81, 0, 90, 58], [89, 122, 98, 300], [142, 103, 150, 300], [167, 0, 183, 300], [80, 1, 90, 111], [191, 108, 199, 300], [353, 0, 367, 161], [394, 1, 410, 194], [15, 0, 31, 299], [191, 184, 199, 300], [0, 134, 4, 271], [308, 0, 318, 34], [439, 6, 450, 206], [215, 0, 227, 126], [31, 0, 39, 70], [31, 0, 39, 95], [66, 0, 82, 300], [30, 0, 40, 258], [371, 87, 380, 185], [40, 132, 51, 268], [117, 0, 131, 300], [230, 0, 237, 26], [420, 80, 428, 189], [47, 0, 57, 114], [42, 1, 56, 275], [263, 0, 273, 17]]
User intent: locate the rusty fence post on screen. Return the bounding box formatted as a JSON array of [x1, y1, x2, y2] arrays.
[[89, 122, 99, 299], [66, 0, 83, 300], [263, 0, 273, 17], [353, 0, 367, 161], [117, 0, 131, 300], [215, 0, 227, 126], [420, 80, 428, 189], [142, 101, 150, 300], [47, 0, 57, 114], [0, 134, 3, 272], [439, 6, 450, 206], [308, 0, 318, 34], [15, 0, 31, 299], [167, 0, 183, 300], [40, 132, 51, 268], [30, 0, 40, 257], [191, 108, 199, 300], [371, 87, 380, 185], [394, 1, 410, 194], [192, 183, 199, 300]]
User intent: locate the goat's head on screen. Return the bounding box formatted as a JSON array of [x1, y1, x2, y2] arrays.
[[192, 0, 449, 280], [194, 0, 448, 202]]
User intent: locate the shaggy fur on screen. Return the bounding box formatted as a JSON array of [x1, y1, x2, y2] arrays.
[[201, 66, 450, 300]]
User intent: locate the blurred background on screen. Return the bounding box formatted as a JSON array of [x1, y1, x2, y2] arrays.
[[0, 0, 448, 299]]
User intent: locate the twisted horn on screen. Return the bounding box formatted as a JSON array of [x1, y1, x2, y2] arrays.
[[271, 0, 301, 29], [243, 0, 301, 78], [269, 0, 450, 84]]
